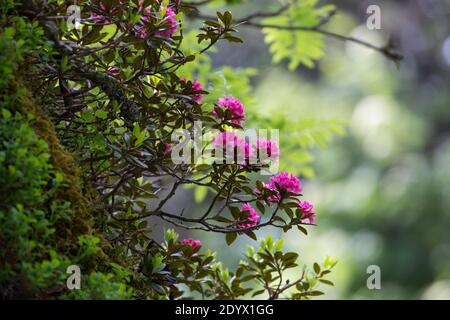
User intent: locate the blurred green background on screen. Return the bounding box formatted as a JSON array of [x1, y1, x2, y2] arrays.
[[171, 0, 450, 299]]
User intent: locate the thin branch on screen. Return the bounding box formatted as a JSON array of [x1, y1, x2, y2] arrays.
[[184, 0, 213, 6], [245, 21, 403, 62], [233, 5, 290, 24], [191, 8, 403, 63]]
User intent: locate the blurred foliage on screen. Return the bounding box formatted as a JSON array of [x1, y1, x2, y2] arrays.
[[262, 0, 335, 69], [1, 0, 349, 299], [197, 0, 450, 299]]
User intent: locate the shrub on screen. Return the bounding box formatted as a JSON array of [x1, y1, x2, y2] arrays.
[[1, 0, 396, 299]]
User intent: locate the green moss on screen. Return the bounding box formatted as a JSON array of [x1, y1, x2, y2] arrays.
[[0, 8, 131, 299]]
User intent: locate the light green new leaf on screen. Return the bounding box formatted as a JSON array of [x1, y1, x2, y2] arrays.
[[262, 0, 335, 70]]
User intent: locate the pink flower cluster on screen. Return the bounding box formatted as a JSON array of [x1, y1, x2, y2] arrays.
[[297, 200, 316, 224], [257, 172, 302, 202], [89, 2, 119, 25], [90, 12, 110, 25], [256, 138, 280, 161], [213, 96, 245, 126], [238, 203, 260, 229], [156, 7, 178, 37], [136, 5, 178, 39], [212, 131, 280, 165], [212, 131, 254, 163], [255, 172, 317, 222], [89, 1, 179, 38], [269, 172, 302, 194], [181, 77, 204, 104], [212, 131, 239, 147], [182, 238, 202, 249]]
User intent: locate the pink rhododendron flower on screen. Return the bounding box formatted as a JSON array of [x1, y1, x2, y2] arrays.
[[182, 238, 202, 249], [89, 12, 111, 24], [238, 203, 260, 229], [135, 6, 178, 39], [135, 7, 152, 38], [242, 141, 255, 161], [89, 2, 119, 25], [297, 200, 316, 224], [212, 131, 241, 148], [213, 96, 245, 126], [156, 7, 178, 37], [269, 172, 302, 194], [165, 143, 171, 155], [135, 24, 149, 39], [257, 172, 302, 202], [181, 77, 204, 103], [106, 66, 120, 76], [139, 7, 153, 23], [212, 131, 255, 164], [256, 138, 280, 162]]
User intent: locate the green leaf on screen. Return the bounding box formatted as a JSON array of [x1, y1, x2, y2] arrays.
[[222, 11, 233, 27], [262, 0, 335, 70], [308, 290, 324, 296], [226, 232, 237, 245], [61, 54, 69, 72], [275, 239, 284, 252], [313, 262, 321, 274], [297, 224, 308, 236], [283, 252, 299, 262], [256, 201, 266, 214], [319, 279, 334, 286], [252, 289, 265, 297], [194, 187, 208, 203], [224, 36, 243, 43], [213, 216, 232, 223], [244, 230, 257, 240], [229, 206, 241, 219], [256, 180, 263, 191], [94, 110, 108, 120]]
